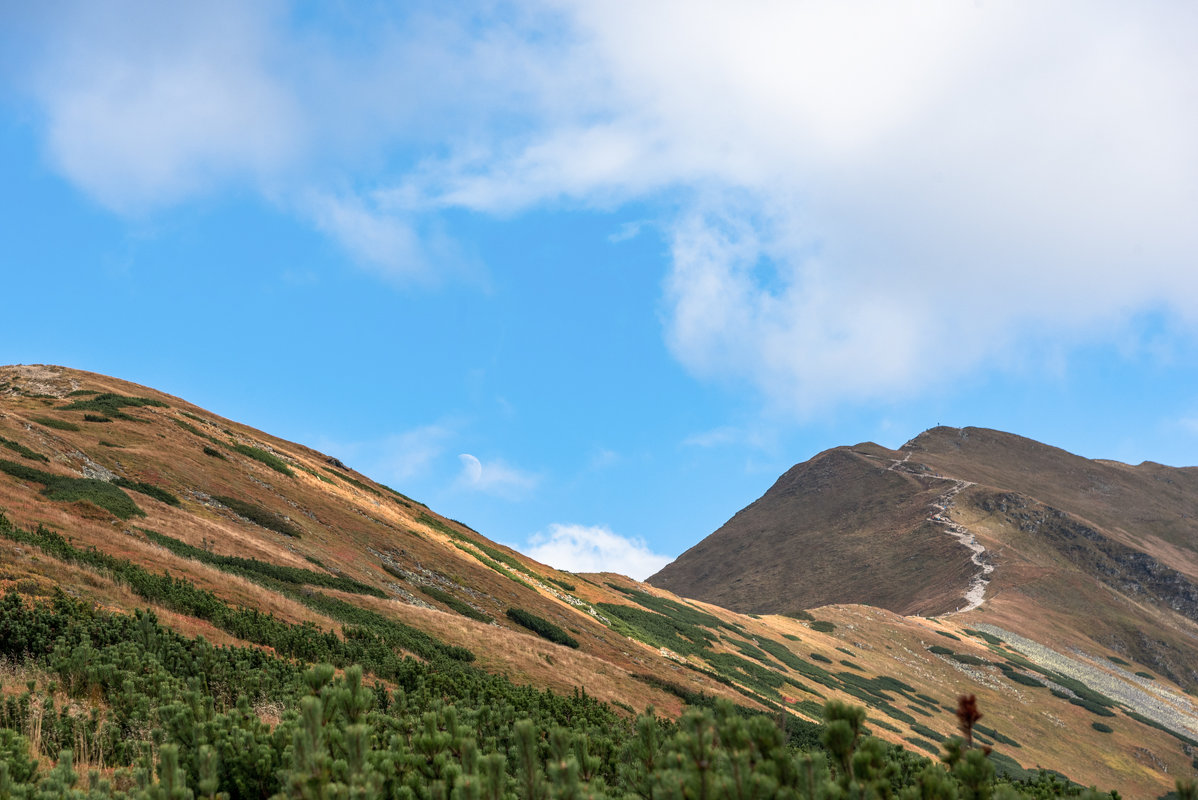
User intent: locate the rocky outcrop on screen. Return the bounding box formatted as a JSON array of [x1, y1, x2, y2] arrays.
[[979, 492, 1198, 623]]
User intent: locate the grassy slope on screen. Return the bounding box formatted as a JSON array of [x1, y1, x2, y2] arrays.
[[1, 365, 1195, 798]]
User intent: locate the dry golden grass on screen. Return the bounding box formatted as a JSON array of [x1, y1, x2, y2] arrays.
[[4, 367, 1195, 798]]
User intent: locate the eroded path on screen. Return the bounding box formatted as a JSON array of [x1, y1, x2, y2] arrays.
[[889, 455, 991, 613]]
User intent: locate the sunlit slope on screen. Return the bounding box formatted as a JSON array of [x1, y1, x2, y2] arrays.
[[2, 367, 1196, 797]]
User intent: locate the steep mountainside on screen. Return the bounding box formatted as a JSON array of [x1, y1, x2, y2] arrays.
[[2, 369, 1197, 798], [648, 426, 1198, 694]]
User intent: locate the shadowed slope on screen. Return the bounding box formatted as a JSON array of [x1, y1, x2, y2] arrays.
[[648, 446, 979, 616]]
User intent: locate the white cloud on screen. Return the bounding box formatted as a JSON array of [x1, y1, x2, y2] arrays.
[[395, 2, 1198, 411], [24, 1, 301, 212], [524, 523, 672, 581], [12, 2, 1198, 411], [456, 453, 539, 498]]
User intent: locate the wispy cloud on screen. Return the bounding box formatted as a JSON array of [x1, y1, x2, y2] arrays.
[[524, 523, 672, 581], [315, 422, 454, 485], [456, 453, 539, 498]]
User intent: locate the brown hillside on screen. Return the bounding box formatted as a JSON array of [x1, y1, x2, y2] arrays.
[[4, 371, 1197, 797]]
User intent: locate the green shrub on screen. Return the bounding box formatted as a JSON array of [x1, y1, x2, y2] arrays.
[[935, 630, 961, 641], [212, 495, 302, 538], [231, 443, 295, 476], [32, 416, 81, 432], [61, 392, 167, 420], [547, 577, 577, 592], [597, 602, 714, 656], [506, 608, 579, 648], [83, 414, 111, 423], [950, 653, 989, 666], [964, 629, 1004, 645], [0, 459, 144, 518], [143, 528, 383, 596], [0, 436, 48, 462], [1134, 671, 1155, 680], [113, 478, 180, 506], [1091, 722, 1113, 733], [928, 645, 954, 655], [322, 466, 382, 495], [783, 609, 815, 621], [202, 446, 227, 460], [809, 652, 833, 663], [1106, 654, 1131, 666]]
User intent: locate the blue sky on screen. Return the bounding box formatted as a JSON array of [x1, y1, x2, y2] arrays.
[[3, 2, 1198, 579]]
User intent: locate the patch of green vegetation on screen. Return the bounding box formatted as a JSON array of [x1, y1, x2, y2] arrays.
[[907, 704, 933, 718], [1090, 722, 1113, 734], [997, 663, 1045, 687], [322, 466, 381, 495], [783, 609, 815, 621], [1120, 709, 1198, 747], [726, 637, 775, 664], [421, 512, 537, 578], [935, 630, 961, 641], [212, 494, 302, 538], [99, 440, 123, 448], [202, 446, 227, 460], [782, 633, 801, 641], [1106, 654, 1131, 666], [809, 620, 836, 633], [1067, 696, 1115, 717], [0, 436, 48, 462], [704, 651, 787, 698], [143, 528, 384, 596], [297, 465, 335, 484], [910, 722, 946, 742], [62, 392, 168, 420], [1134, 671, 1155, 680], [964, 629, 1005, 645], [113, 478, 180, 506], [809, 652, 833, 664], [0, 459, 144, 518], [839, 660, 863, 671], [32, 416, 81, 432], [66, 389, 99, 396], [173, 417, 229, 449], [231, 443, 295, 476], [974, 724, 1020, 748], [754, 637, 806, 670], [83, 414, 111, 423], [418, 584, 493, 623], [380, 483, 424, 507], [448, 541, 535, 589], [903, 736, 941, 756], [607, 584, 730, 630], [546, 576, 576, 592], [949, 653, 990, 667], [929, 644, 954, 655], [597, 602, 715, 656], [506, 607, 579, 648]]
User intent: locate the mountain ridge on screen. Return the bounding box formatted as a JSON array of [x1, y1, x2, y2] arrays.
[[3, 366, 1198, 797]]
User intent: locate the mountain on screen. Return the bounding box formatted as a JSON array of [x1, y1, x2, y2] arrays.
[[647, 426, 1198, 694], [2, 367, 1197, 798]]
